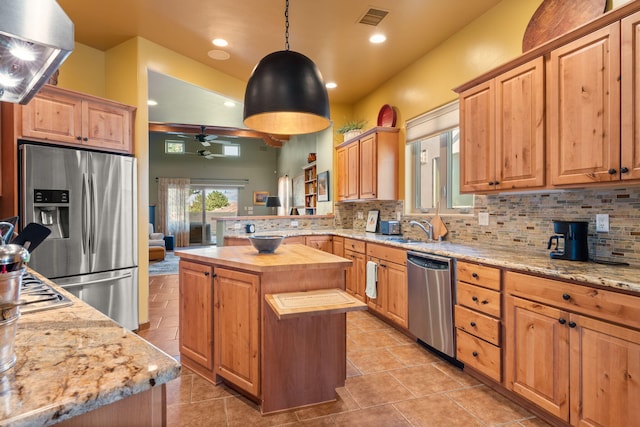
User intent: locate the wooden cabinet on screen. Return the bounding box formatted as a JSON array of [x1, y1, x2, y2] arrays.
[[504, 271, 640, 425], [303, 162, 317, 214], [305, 235, 332, 253], [214, 267, 260, 397], [454, 261, 502, 382], [179, 260, 214, 372], [459, 57, 545, 193], [548, 23, 621, 185], [20, 85, 135, 153], [332, 236, 344, 257], [335, 127, 399, 201], [620, 10, 640, 180], [344, 238, 366, 301], [366, 243, 407, 328]]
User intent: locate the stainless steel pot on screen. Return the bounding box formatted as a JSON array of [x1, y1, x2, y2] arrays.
[[0, 245, 29, 273], [0, 312, 19, 373], [0, 268, 25, 305]]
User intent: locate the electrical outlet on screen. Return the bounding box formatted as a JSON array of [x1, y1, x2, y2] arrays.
[[478, 212, 489, 226], [233, 223, 241, 230], [357, 211, 364, 220], [596, 214, 609, 232], [290, 220, 299, 228]]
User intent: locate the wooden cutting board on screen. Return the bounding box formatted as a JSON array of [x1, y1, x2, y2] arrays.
[[522, 0, 606, 52], [431, 202, 448, 240]]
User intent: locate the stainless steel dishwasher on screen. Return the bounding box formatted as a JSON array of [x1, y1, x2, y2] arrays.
[[407, 251, 455, 358]]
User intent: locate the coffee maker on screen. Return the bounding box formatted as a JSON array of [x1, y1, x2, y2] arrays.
[[547, 220, 589, 261]]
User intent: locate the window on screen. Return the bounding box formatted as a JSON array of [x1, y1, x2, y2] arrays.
[[406, 101, 473, 213], [165, 140, 185, 154], [223, 144, 240, 157]]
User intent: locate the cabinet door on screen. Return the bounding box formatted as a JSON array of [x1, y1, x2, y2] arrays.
[[305, 235, 332, 253], [83, 100, 133, 152], [336, 147, 348, 201], [214, 267, 260, 396], [359, 134, 377, 199], [621, 11, 640, 180], [504, 296, 570, 421], [367, 257, 386, 313], [549, 23, 621, 185], [346, 142, 360, 200], [384, 261, 407, 328], [460, 80, 495, 192], [21, 88, 83, 144], [495, 57, 545, 190], [332, 236, 344, 257], [570, 314, 640, 427], [179, 261, 214, 370]]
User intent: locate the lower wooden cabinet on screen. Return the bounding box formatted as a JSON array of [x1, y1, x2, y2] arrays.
[[366, 243, 407, 328], [214, 267, 260, 397], [332, 236, 344, 256], [505, 271, 640, 426], [179, 260, 214, 371], [305, 235, 332, 253]]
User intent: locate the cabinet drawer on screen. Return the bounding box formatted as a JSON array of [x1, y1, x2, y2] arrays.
[[457, 282, 501, 317], [505, 271, 640, 330], [456, 329, 501, 382], [455, 305, 500, 346], [366, 243, 406, 265], [457, 261, 501, 290], [344, 238, 366, 253]]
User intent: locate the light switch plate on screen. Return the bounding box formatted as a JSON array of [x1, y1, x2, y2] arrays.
[[596, 214, 609, 232], [478, 212, 489, 226], [290, 220, 299, 228]]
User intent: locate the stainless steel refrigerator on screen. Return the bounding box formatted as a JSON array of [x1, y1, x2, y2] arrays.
[[19, 143, 138, 330]]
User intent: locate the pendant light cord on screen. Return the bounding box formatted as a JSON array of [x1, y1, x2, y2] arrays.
[[284, 0, 290, 51]]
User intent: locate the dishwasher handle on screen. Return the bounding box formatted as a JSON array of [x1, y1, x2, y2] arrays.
[[407, 251, 451, 270]]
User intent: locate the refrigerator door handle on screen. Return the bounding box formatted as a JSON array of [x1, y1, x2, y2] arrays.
[[82, 173, 89, 254], [89, 172, 97, 254], [59, 271, 134, 288]]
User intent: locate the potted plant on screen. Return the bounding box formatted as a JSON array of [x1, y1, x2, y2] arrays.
[[336, 120, 367, 141]]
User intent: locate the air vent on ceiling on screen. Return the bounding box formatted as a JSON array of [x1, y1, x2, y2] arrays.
[[358, 8, 389, 26]]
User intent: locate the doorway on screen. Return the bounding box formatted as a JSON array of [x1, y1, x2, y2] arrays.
[[188, 186, 238, 246]]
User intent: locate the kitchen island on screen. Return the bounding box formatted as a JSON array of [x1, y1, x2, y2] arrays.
[[176, 244, 364, 414], [0, 271, 181, 426]]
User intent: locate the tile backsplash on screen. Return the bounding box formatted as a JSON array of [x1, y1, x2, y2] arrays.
[[335, 187, 640, 266]]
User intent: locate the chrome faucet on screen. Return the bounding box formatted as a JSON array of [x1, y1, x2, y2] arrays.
[[410, 220, 434, 241]]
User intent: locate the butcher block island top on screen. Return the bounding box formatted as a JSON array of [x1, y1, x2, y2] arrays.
[[175, 244, 364, 414]]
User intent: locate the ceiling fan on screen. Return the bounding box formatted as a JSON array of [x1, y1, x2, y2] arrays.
[[176, 125, 233, 147]]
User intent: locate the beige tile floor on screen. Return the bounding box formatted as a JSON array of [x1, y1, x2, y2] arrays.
[[138, 274, 551, 427]]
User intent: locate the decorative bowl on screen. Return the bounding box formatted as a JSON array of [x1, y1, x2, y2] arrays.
[[248, 235, 284, 254]]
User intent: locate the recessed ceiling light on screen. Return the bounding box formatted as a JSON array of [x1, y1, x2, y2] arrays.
[[212, 38, 228, 47], [325, 82, 337, 89], [369, 34, 386, 44], [147, 99, 158, 106], [208, 49, 231, 60], [224, 101, 235, 107]]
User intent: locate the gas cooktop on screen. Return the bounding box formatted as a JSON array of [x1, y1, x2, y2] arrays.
[[19, 272, 73, 314]]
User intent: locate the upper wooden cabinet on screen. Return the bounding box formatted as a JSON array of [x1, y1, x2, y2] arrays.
[[460, 57, 545, 193], [335, 127, 399, 201], [621, 10, 640, 180], [19, 85, 135, 154], [548, 23, 621, 185]]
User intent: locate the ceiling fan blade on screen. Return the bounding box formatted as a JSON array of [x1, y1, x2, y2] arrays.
[[200, 141, 211, 147]]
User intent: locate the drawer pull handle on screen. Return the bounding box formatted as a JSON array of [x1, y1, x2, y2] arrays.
[[471, 272, 479, 279], [569, 321, 577, 328], [481, 300, 489, 305], [562, 293, 571, 301], [470, 321, 476, 327], [472, 351, 478, 357], [472, 296, 479, 302], [558, 318, 566, 325]]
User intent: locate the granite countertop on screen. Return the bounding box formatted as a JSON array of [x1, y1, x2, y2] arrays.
[[0, 272, 181, 427], [224, 229, 640, 295]]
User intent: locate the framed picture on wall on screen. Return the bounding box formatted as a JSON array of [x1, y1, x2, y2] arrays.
[[317, 171, 329, 202], [365, 210, 379, 232], [253, 191, 269, 205]]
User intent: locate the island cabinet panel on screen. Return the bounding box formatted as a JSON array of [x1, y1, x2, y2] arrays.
[[19, 85, 135, 154], [504, 271, 640, 426], [214, 267, 260, 397], [548, 23, 621, 186], [179, 260, 214, 372]]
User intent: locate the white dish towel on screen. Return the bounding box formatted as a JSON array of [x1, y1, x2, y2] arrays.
[[365, 261, 378, 299]]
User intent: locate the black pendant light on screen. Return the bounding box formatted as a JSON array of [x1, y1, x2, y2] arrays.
[[243, 0, 330, 135]]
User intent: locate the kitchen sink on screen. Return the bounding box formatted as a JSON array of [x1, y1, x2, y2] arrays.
[[384, 238, 424, 244]]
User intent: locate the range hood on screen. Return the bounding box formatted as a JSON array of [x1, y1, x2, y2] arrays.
[[0, 0, 74, 104]]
